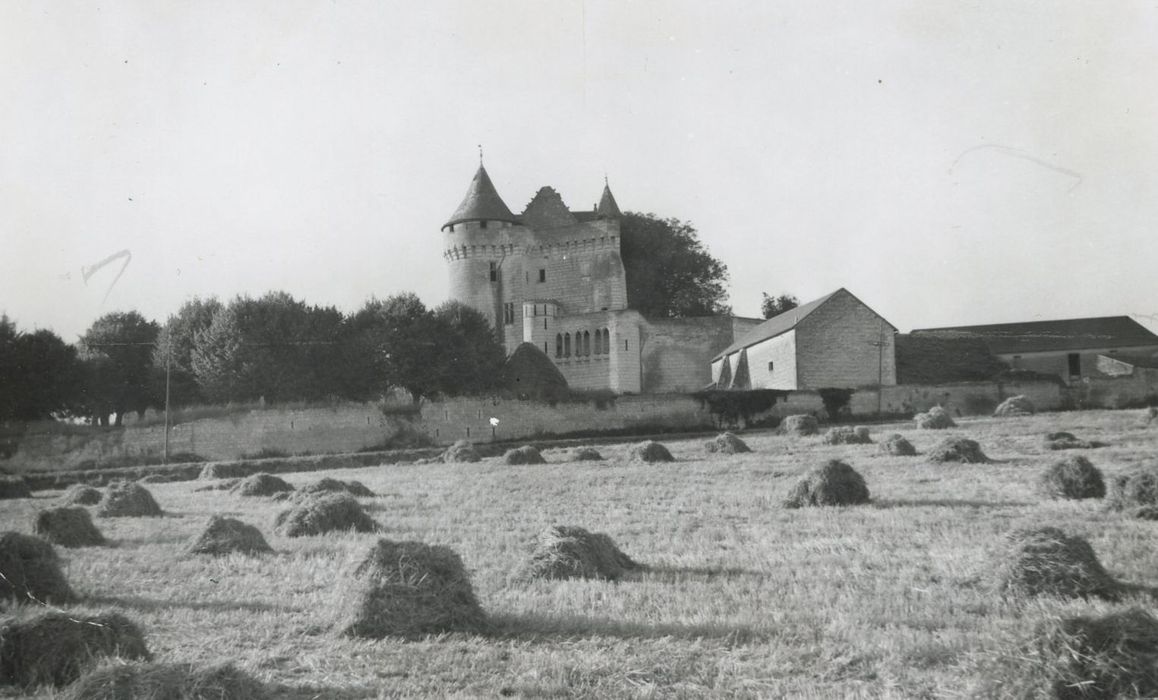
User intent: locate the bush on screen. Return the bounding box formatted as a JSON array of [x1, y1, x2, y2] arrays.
[[0, 532, 75, 605], [33, 507, 106, 548], [60, 662, 265, 700], [914, 406, 955, 429], [523, 525, 640, 581], [629, 441, 674, 463], [273, 494, 378, 537], [780, 415, 819, 436], [1106, 468, 1158, 511], [334, 538, 487, 639], [994, 526, 1119, 600], [503, 445, 546, 465], [927, 437, 988, 464], [784, 460, 870, 508], [230, 473, 294, 497], [822, 426, 872, 445], [993, 395, 1035, 417], [442, 440, 481, 463], [96, 481, 162, 518], [704, 432, 751, 454], [58, 484, 102, 506], [0, 476, 31, 500], [1039, 456, 1105, 500], [186, 515, 272, 556], [0, 611, 149, 689], [878, 433, 916, 456]]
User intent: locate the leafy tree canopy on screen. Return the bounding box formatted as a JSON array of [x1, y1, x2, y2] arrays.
[[619, 212, 731, 318], [78, 310, 160, 425], [761, 293, 800, 319], [0, 315, 82, 422]]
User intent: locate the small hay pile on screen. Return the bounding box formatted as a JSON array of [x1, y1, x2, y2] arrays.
[[297, 477, 375, 498], [822, 426, 872, 446], [185, 515, 272, 556], [784, 460, 870, 508], [274, 494, 378, 537], [629, 441, 674, 463], [914, 406, 955, 429], [1038, 455, 1105, 500], [524, 525, 640, 581], [570, 447, 603, 461], [1043, 431, 1100, 450], [503, 445, 546, 465], [1106, 468, 1158, 511], [0, 611, 149, 689], [780, 415, 819, 436], [878, 433, 917, 456], [442, 440, 481, 463], [60, 662, 265, 700], [1146, 406, 1158, 424], [192, 478, 240, 493], [977, 608, 1158, 699], [95, 481, 162, 518], [704, 432, 751, 454], [0, 476, 32, 500], [334, 538, 487, 640], [927, 437, 989, 464], [230, 472, 294, 497], [1132, 505, 1158, 521], [994, 526, 1119, 600], [33, 507, 106, 548], [993, 394, 1035, 417], [0, 532, 75, 604], [59, 484, 103, 506], [198, 462, 250, 480]]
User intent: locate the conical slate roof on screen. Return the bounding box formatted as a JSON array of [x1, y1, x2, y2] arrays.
[[445, 165, 518, 228], [596, 182, 622, 218]]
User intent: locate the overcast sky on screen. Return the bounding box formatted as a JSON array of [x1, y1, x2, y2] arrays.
[[4, 1, 1157, 341]]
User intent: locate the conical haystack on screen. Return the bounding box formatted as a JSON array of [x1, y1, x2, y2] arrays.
[[186, 515, 272, 556], [60, 662, 264, 700], [503, 445, 546, 465], [524, 525, 640, 581], [0, 611, 149, 689], [0, 531, 75, 605], [96, 481, 162, 517], [784, 459, 870, 508], [274, 494, 378, 537], [704, 432, 751, 454], [994, 526, 1119, 600], [33, 507, 106, 548]]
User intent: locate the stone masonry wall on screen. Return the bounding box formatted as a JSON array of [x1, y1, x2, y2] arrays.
[[795, 290, 897, 389]]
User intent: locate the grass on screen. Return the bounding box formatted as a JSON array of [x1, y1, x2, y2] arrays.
[[1, 410, 1156, 697]]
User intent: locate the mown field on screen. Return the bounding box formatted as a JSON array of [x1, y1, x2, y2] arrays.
[[3, 409, 1157, 698]]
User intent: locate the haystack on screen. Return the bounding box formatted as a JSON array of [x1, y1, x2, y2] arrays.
[[822, 426, 872, 445], [59, 484, 102, 506], [230, 472, 294, 497], [198, 462, 249, 480], [0, 476, 31, 500], [298, 477, 375, 498], [273, 494, 378, 537], [343, 480, 375, 497], [33, 507, 106, 548], [1133, 506, 1158, 521], [0, 611, 149, 689], [994, 526, 1119, 600], [95, 481, 162, 518], [60, 662, 265, 700], [878, 433, 917, 456], [503, 445, 546, 465], [993, 395, 1034, 417], [0, 532, 75, 605], [334, 538, 487, 639], [1038, 456, 1105, 500], [704, 432, 751, 454], [442, 440, 481, 463], [186, 515, 272, 556], [570, 447, 603, 461], [1106, 468, 1158, 511], [1043, 431, 1099, 450], [780, 414, 819, 436], [629, 441, 674, 463], [914, 406, 955, 429], [524, 525, 640, 581], [927, 437, 989, 463], [784, 460, 870, 508], [499, 341, 570, 402]]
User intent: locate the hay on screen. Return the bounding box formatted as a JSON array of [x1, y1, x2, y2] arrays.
[[927, 437, 989, 463], [186, 515, 272, 556], [192, 478, 240, 493], [1038, 455, 1105, 500], [298, 477, 375, 498], [523, 525, 640, 581], [629, 441, 674, 463], [96, 481, 162, 518], [570, 447, 603, 461], [1106, 468, 1158, 511], [1043, 431, 1101, 450], [198, 462, 250, 480], [33, 507, 106, 548], [994, 526, 1119, 600], [822, 426, 872, 445], [502, 445, 546, 465], [442, 440, 481, 463], [230, 473, 294, 497], [914, 406, 955, 429], [780, 414, 819, 436], [1133, 506, 1158, 521], [273, 493, 378, 537], [878, 433, 917, 456], [704, 432, 751, 454], [1146, 406, 1158, 424], [334, 538, 487, 640], [0, 476, 32, 500], [343, 480, 375, 497], [993, 394, 1035, 417], [0, 611, 149, 689], [784, 460, 870, 508], [59, 484, 103, 506], [0, 532, 75, 605], [60, 662, 265, 700]]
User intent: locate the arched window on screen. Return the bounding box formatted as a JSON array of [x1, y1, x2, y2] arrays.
[[603, 329, 610, 352], [564, 333, 571, 357], [555, 334, 563, 358], [580, 331, 588, 356], [594, 329, 602, 355]]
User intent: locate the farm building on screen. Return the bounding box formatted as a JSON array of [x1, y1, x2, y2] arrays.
[[710, 289, 897, 391], [912, 316, 1158, 384]]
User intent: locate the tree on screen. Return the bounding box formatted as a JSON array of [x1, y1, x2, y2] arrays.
[[619, 212, 731, 318], [154, 297, 222, 406], [78, 311, 160, 425], [428, 301, 506, 397], [0, 315, 82, 422], [761, 293, 800, 319]]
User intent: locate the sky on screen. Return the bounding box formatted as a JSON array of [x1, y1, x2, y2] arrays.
[[3, 1, 1158, 342]]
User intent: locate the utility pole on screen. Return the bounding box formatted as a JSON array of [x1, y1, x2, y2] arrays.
[[867, 320, 886, 416], [163, 335, 171, 465]]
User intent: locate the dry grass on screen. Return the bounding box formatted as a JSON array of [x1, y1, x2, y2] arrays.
[[32, 507, 106, 548], [442, 440, 481, 463], [784, 459, 870, 507], [502, 445, 547, 465], [994, 526, 1120, 601], [1106, 467, 1158, 511], [523, 525, 640, 581], [914, 405, 955, 429], [296, 477, 375, 499], [185, 515, 272, 556], [273, 493, 378, 537], [704, 432, 751, 454], [0, 610, 149, 689], [928, 437, 990, 463], [993, 395, 1035, 417], [569, 447, 604, 461], [878, 433, 917, 456], [95, 482, 162, 518], [229, 473, 294, 498], [0, 532, 75, 605], [1038, 455, 1105, 500], [780, 414, 819, 436], [58, 485, 103, 507], [60, 662, 265, 700]]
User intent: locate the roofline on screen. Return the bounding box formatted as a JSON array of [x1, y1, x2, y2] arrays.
[[911, 314, 1146, 334]]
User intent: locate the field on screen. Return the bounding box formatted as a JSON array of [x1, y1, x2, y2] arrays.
[[2, 410, 1157, 698]]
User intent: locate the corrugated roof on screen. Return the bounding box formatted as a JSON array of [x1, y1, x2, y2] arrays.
[[912, 316, 1158, 354], [444, 165, 518, 228], [711, 290, 840, 361], [597, 183, 622, 218]]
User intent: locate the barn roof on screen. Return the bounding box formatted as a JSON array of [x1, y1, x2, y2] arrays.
[[444, 165, 519, 228], [911, 316, 1158, 354]]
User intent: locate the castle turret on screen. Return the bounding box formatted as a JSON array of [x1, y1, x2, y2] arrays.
[[596, 178, 622, 219], [442, 164, 520, 230]]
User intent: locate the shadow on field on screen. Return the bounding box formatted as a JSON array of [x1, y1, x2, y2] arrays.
[[630, 565, 767, 583], [86, 593, 298, 614], [488, 611, 768, 643], [872, 498, 1033, 509], [266, 682, 384, 699]]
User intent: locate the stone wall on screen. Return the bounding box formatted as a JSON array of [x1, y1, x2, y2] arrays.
[[795, 290, 897, 389], [639, 316, 762, 393]]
